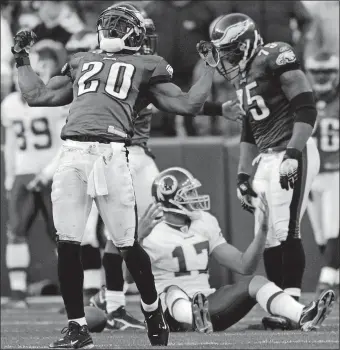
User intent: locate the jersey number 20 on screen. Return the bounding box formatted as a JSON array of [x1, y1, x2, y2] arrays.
[[78, 61, 135, 100]]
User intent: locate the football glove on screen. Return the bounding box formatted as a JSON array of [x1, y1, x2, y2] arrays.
[[237, 173, 258, 214], [196, 40, 219, 68], [12, 30, 37, 54], [279, 148, 301, 190], [26, 172, 51, 192]]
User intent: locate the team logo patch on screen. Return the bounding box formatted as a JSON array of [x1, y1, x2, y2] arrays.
[[157, 175, 178, 200], [276, 50, 296, 66], [166, 64, 173, 78], [279, 45, 290, 52], [213, 19, 251, 47]]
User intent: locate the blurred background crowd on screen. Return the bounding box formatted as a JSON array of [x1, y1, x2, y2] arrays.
[[1, 0, 339, 137]]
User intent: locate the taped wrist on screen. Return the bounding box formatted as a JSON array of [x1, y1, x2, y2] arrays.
[[15, 55, 30, 68], [237, 173, 250, 185], [290, 92, 317, 127], [202, 101, 222, 116]]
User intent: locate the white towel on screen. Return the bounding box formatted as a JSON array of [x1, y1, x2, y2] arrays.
[[87, 156, 109, 198]]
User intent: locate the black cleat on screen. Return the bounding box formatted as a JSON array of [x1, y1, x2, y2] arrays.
[[106, 306, 145, 330], [262, 315, 297, 330], [2, 290, 28, 310], [299, 289, 335, 331], [49, 321, 94, 349], [89, 286, 106, 312], [141, 299, 170, 346], [192, 292, 213, 333]]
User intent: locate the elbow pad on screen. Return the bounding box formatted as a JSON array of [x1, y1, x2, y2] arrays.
[[290, 92, 317, 127]]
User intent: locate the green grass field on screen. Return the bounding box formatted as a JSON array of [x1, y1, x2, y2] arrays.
[[1, 294, 338, 349]]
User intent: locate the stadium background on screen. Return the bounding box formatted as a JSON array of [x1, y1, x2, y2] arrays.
[[0, 0, 338, 296]]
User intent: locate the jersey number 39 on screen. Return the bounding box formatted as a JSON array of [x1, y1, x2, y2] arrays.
[[78, 61, 135, 100]]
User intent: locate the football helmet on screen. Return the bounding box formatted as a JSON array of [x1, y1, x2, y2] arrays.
[[152, 167, 210, 219], [97, 4, 146, 53], [210, 13, 263, 80], [305, 51, 339, 101], [111, 2, 157, 55]]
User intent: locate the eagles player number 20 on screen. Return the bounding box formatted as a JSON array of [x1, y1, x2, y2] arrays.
[[78, 61, 135, 100], [172, 241, 209, 277], [12, 117, 52, 151], [237, 81, 270, 120]]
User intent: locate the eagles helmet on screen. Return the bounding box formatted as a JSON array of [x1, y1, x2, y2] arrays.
[[152, 167, 210, 219], [305, 51, 339, 101], [111, 2, 158, 55], [97, 4, 146, 53], [210, 13, 263, 80]]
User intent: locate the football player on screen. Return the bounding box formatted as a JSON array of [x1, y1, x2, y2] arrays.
[[12, 4, 220, 348], [305, 52, 339, 298], [209, 14, 320, 330], [2, 39, 68, 308], [136, 167, 334, 333]]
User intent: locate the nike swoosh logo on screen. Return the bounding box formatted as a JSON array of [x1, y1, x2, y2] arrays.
[[107, 320, 115, 326], [70, 340, 78, 345]]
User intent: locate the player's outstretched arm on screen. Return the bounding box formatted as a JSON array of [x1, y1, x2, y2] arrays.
[[149, 64, 215, 117], [211, 193, 269, 274], [280, 70, 316, 151], [17, 67, 73, 107]]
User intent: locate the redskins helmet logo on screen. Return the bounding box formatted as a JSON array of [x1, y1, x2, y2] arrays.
[[213, 20, 251, 47], [157, 175, 178, 200]]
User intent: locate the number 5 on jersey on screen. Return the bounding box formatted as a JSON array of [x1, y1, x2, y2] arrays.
[[78, 61, 135, 100], [237, 81, 270, 120]]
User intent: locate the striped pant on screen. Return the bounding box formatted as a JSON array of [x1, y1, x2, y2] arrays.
[[252, 138, 320, 248]]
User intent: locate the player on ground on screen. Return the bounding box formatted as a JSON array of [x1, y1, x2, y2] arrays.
[[210, 14, 320, 330], [12, 4, 218, 348], [305, 51, 340, 298], [2, 40, 67, 309], [136, 167, 334, 333]]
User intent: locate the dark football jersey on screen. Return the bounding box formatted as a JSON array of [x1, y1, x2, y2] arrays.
[[312, 96, 339, 173], [60, 51, 172, 142], [236, 42, 300, 152]]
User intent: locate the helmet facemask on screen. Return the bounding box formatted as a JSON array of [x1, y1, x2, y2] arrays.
[[97, 8, 145, 53]]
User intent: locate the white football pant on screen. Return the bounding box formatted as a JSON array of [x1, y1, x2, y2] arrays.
[[52, 140, 136, 248], [252, 138, 320, 248], [307, 171, 339, 246]]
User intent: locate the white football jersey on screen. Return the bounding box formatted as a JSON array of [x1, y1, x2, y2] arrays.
[[1, 92, 68, 175], [142, 211, 226, 297]]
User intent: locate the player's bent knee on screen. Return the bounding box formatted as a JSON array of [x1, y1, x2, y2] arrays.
[[248, 275, 270, 298]]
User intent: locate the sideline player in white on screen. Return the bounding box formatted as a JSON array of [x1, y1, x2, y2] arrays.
[[137, 167, 334, 333], [2, 40, 68, 308], [305, 51, 340, 297]]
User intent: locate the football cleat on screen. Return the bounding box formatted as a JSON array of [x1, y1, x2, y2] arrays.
[[49, 321, 94, 349], [191, 292, 213, 333], [262, 315, 297, 331], [106, 306, 145, 331], [89, 286, 106, 312], [2, 290, 28, 309], [315, 282, 333, 300], [141, 299, 170, 346], [299, 289, 335, 331]]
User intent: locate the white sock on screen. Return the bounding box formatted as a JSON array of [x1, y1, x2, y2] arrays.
[[69, 317, 87, 326], [6, 243, 30, 292], [335, 269, 339, 285], [172, 299, 193, 324], [106, 290, 126, 314], [83, 269, 102, 290], [141, 296, 159, 313], [256, 282, 304, 323], [319, 267, 338, 285]]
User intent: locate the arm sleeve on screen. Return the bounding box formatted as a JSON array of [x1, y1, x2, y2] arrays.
[[240, 115, 256, 144], [266, 43, 301, 77], [149, 58, 173, 86]]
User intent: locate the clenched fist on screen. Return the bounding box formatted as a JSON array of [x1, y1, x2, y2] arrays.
[[196, 40, 219, 68], [12, 30, 37, 54]]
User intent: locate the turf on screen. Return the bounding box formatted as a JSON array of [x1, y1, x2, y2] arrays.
[[1, 294, 338, 349]]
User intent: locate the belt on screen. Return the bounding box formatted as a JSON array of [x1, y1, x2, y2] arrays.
[[66, 135, 126, 144], [261, 144, 287, 154]]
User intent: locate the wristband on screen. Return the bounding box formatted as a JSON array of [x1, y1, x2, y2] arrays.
[[202, 101, 222, 116], [15, 55, 30, 68], [237, 173, 250, 184], [285, 148, 301, 160]]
